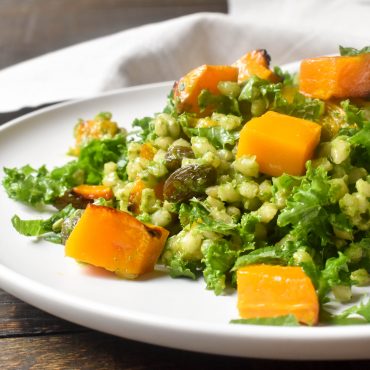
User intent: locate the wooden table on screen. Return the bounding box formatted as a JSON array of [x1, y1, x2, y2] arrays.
[[1, 1, 370, 368]]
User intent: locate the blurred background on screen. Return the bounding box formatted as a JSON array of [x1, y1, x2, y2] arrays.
[[0, 0, 227, 70]]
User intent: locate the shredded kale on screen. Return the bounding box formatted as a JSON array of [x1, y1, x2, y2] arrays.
[[339, 45, 370, 56], [166, 255, 199, 280], [163, 89, 177, 116], [273, 67, 297, 85], [322, 296, 370, 325], [2, 134, 127, 206], [230, 314, 300, 326], [3, 165, 75, 206], [182, 126, 239, 150], [198, 89, 241, 116], [77, 133, 127, 184], [238, 76, 324, 121], [233, 242, 297, 270], [238, 213, 260, 247], [350, 123, 370, 152], [202, 240, 237, 295], [179, 200, 237, 236], [11, 204, 76, 244], [130, 117, 154, 143], [277, 164, 332, 247]]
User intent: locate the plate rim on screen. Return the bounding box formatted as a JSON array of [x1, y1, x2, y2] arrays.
[[0, 81, 173, 133], [1, 259, 370, 360]]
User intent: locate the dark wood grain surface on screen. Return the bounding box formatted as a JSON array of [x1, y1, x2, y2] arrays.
[[2, 286, 370, 370], [0, 0, 227, 70], [1, 1, 370, 368]]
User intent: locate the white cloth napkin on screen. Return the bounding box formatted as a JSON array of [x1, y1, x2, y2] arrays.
[[0, 0, 369, 112]]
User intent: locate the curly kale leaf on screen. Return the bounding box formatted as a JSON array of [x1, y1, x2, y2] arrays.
[[182, 126, 239, 150], [11, 204, 76, 244], [130, 117, 154, 143], [230, 314, 300, 326], [179, 200, 237, 236], [198, 89, 241, 116], [202, 240, 237, 295], [277, 164, 332, 246], [238, 76, 324, 121], [339, 45, 370, 56], [2, 134, 127, 206], [166, 255, 199, 280]]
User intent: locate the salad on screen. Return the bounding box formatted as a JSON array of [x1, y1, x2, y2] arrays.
[[2, 46, 370, 326]]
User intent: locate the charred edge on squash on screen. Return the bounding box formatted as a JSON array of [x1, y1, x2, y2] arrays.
[[257, 49, 271, 66], [127, 203, 136, 213], [144, 226, 163, 239]]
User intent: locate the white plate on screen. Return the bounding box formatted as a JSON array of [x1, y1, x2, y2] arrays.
[[1, 79, 370, 361]]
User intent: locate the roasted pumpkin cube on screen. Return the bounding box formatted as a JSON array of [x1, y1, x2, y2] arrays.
[[232, 49, 280, 83], [71, 112, 119, 155], [237, 111, 321, 176], [299, 53, 370, 100], [65, 204, 169, 278], [174, 65, 238, 115], [237, 264, 319, 325]]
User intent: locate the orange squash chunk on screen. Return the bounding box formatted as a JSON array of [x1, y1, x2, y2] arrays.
[[71, 115, 119, 155], [140, 143, 156, 160], [233, 49, 280, 83], [65, 204, 169, 278], [174, 65, 238, 115], [237, 111, 321, 176], [299, 54, 370, 100], [128, 179, 164, 215], [72, 185, 113, 200], [237, 264, 319, 325], [128, 179, 147, 214]]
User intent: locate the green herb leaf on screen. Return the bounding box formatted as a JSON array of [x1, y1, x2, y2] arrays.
[[238, 212, 260, 246], [319, 253, 350, 299], [350, 122, 370, 151], [238, 76, 324, 121], [337, 296, 370, 322], [339, 46, 370, 56], [166, 255, 199, 280], [131, 117, 153, 142], [179, 200, 237, 236], [77, 133, 127, 184], [322, 296, 370, 324], [182, 126, 239, 150], [233, 242, 296, 270], [277, 164, 332, 246], [11, 204, 76, 243], [2, 165, 74, 206], [2, 134, 127, 206], [202, 240, 237, 295], [163, 89, 177, 116], [198, 89, 240, 116], [230, 314, 300, 326]]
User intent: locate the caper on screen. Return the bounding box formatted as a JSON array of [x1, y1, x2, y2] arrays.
[[163, 164, 217, 202], [164, 146, 195, 172]]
